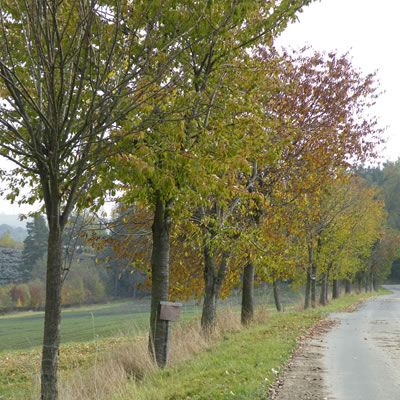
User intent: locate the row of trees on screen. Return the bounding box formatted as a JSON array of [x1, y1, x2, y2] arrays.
[[0, 1, 392, 398]]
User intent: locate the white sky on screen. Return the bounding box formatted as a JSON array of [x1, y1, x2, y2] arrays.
[[1, 0, 399, 216], [276, 0, 400, 163]]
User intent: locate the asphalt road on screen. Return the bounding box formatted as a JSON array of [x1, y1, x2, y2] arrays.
[[324, 285, 400, 400]]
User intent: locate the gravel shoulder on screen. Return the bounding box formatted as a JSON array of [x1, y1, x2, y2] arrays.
[[270, 317, 338, 400]]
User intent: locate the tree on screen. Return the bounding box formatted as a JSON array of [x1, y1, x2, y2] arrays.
[[21, 215, 48, 272], [110, 1, 316, 365], [381, 160, 400, 230], [368, 229, 400, 290], [0, 1, 197, 398], [0, 231, 20, 247]]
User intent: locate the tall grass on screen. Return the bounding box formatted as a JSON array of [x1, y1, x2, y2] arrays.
[[58, 307, 259, 400]]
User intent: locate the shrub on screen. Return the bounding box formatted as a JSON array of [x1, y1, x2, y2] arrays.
[[62, 279, 85, 305], [83, 271, 105, 303], [29, 283, 43, 309], [9, 284, 31, 307], [0, 285, 13, 310]]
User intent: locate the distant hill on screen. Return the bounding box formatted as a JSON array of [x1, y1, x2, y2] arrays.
[[0, 215, 27, 242], [0, 224, 27, 242]]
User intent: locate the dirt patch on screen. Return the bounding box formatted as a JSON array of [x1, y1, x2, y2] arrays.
[[269, 318, 339, 400]]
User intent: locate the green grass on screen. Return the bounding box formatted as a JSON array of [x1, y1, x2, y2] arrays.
[[113, 290, 388, 400], [0, 284, 299, 353], [0, 299, 204, 353], [114, 313, 320, 400], [0, 300, 148, 352]]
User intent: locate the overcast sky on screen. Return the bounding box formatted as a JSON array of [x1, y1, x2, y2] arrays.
[[276, 0, 400, 163], [1, 0, 398, 216]]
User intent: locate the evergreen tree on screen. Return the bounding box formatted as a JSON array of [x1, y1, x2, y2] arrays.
[[21, 215, 49, 272], [104, 205, 149, 298]]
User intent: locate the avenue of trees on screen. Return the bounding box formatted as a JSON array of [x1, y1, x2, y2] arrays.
[[0, 1, 396, 399]]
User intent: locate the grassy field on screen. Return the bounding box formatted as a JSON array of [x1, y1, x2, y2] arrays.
[[0, 300, 151, 352], [0, 284, 301, 353], [0, 298, 206, 353]]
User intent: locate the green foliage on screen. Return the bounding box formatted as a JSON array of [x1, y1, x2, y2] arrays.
[[382, 161, 400, 230], [358, 161, 400, 230], [357, 161, 400, 282], [0, 285, 13, 310], [61, 279, 85, 306]]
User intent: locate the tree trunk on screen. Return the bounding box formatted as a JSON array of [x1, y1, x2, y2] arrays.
[[41, 222, 63, 400], [325, 267, 330, 303], [304, 267, 312, 310], [319, 273, 327, 306], [113, 269, 120, 297], [132, 272, 137, 298], [241, 259, 254, 325], [345, 279, 352, 294], [304, 245, 313, 310], [201, 247, 229, 335], [273, 279, 282, 312], [373, 275, 379, 292], [149, 194, 171, 368], [311, 264, 317, 308], [365, 272, 369, 293], [332, 279, 340, 299]]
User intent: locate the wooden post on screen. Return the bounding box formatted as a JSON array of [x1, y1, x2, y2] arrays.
[[158, 301, 182, 366]]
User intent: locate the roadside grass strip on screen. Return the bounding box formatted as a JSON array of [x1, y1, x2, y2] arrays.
[[113, 313, 320, 400]]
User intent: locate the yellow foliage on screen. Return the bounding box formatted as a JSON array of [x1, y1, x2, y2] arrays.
[[0, 231, 21, 248]]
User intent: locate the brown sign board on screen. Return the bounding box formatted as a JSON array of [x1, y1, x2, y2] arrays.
[[159, 301, 182, 322]]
